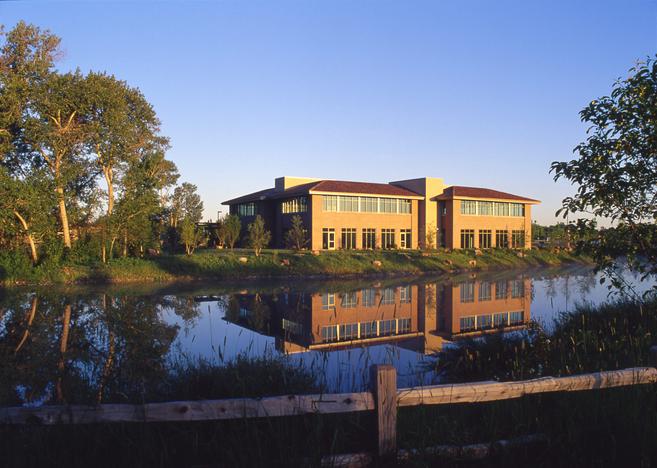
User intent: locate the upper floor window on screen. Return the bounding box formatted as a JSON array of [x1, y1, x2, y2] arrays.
[[380, 197, 397, 213], [460, 200, 477, 215], [510, 203, 525, 217], [323, 195, 338, 212], [321, 195, 411, 214], [339, 196, 359, 212], [281, 196, 307, 214], [399, 199, 411, 214], [237, 202, 256, 216]]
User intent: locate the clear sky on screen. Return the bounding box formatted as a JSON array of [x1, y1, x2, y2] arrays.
[[2, 0, 656, 224]]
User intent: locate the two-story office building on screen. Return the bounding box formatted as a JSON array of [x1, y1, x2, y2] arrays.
[[222, 176, 539, 250]]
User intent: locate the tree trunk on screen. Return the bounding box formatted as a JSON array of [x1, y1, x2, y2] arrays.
[[56, 304, 72, 403], [123, 229, 128, 257], [15, 296, 38, 353], [56, 186, 72, 249], [109, 236, 117, 259], [97, 295, 115, 404], [13, 210, 38, 264]]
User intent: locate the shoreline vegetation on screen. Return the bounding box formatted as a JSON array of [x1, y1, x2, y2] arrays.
[[0, 247, 591, 287]]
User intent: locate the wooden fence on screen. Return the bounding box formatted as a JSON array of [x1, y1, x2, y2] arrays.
[[4, 351, 657, 464]]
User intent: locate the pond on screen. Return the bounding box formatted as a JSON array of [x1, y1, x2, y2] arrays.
[[0, 265, 654, 406]]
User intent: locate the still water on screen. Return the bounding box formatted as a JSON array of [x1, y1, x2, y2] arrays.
[[0, 265, 653, 405]]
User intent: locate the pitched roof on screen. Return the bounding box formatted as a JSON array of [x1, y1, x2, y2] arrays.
[[434, 186, 539, 203], [222, 179, 422, 205]]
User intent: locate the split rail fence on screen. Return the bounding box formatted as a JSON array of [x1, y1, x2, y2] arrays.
[[4, 347, 657, 464]]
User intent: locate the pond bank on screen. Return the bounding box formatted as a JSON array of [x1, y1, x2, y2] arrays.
[[1, 248, 591, 287]]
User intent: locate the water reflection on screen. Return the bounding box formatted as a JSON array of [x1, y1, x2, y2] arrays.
[[221, 277, 532, 356], [2, 266, 648, 404]]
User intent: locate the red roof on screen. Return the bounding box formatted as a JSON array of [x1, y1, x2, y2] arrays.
[[434, 186, 539, 203], [223, 179, 422, 205]]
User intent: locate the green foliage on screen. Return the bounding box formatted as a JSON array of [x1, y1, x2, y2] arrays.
[[284, 215, 308, 250], [247, 215, 271, 257], [178, 217, 205, 256], [215, 214, 241, 249], [551, 57, 657, 290], [171, 182, 203, 226]]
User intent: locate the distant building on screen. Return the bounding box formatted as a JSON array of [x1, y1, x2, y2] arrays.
[[222, 176, 539, 250]]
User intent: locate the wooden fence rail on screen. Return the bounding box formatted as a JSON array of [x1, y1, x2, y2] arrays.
[[3, 362, 657, 461]]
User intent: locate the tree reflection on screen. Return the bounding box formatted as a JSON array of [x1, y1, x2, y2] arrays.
[[0, 291, 200, 406]]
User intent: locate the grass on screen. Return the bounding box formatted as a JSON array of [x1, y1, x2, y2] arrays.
[[0, 247, 589, 286]]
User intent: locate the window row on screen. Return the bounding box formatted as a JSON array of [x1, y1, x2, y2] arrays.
[[322, 195, 412, 214], [281, 196, 308, 214], [459, 229, 526, 248], [322, 228, 412, 249], [236, 202, 256, 217], [320, 318, 412, 343], [459, 279, 526, 303], [459, 311, 525, 332], [460, 201, 525, 217], [321, 286, 412, 310]]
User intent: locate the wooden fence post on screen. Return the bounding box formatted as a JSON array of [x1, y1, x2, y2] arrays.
[[370, 364, 397, 458], [650, 346, 657, 367]]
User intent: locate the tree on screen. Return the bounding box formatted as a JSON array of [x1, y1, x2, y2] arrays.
[[551, 57, 657, 291], [223, 214, 241, 249], [179, 217, 204, 256], [284, 215, 307, 250], [170, 182, 203, 227], [247, 215, 271, 257]]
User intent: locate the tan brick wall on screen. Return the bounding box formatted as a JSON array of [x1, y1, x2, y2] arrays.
[[309, 195, 419, 250]]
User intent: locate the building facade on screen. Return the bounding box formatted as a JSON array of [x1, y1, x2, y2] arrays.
[[222, 176, 539, 250]]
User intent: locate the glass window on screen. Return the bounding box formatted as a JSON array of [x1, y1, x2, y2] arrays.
[[381, 229, 396, 249], [494, 202, 509, 217], [281, 196, 307, 214], [478, 281, 492, 301], [495, 280, 508, 299], [478, 201, 494, 216], [511, 279, 525, 298], [479, 229, 492, 249], [510, 311, 524, 325], [341, 228, 356, 249], [398, 318, 411, 333], [379, 319, 395, 336], [381, 288, 395, 305], [282, 318, 304, 336], [510, 203, 525, 217], [361, 321, 377, 338], [478, 314, 493, 329], [460, 200, 477, 215], [460, 229, 475, 249], [321, 293, 335, 310], [321, 325, 338, 342], [362, 288, 377, 307], [322, 195, 338, 212], [339, 323, 359, 340], [360, 197, 378, 213], [341, 291, 358, 308], [399, 285, 411, 303], [512, 230, 525, 248], [339, 196, 359, 212], [322, 228, 335, 249], [400, 229, 412, 249], [398, 199, 412, 214], [237, 202, 256, 216], [362, 228, 376, 249], [380, 198, 398, 213], [496, 230, 509, 248], [460, 316, 476, 332], [460, 282, 475, 303], [493, 312, 508, 327]]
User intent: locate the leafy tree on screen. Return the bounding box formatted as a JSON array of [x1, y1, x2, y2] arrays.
[[284, 215, 307, 250], [179, 217, 205, 256], [170, 182, 203, 227], [223, 214, 241, 249], [551, 57, 657, 291], [247, 215, 271, 257]]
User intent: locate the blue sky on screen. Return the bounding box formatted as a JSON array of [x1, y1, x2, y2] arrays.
[[2, 0, 656, 224]]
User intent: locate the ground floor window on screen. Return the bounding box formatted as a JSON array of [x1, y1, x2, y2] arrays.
[[322, 293, 335, 310], [478, 281, 492, 301], [496, 230, 509, 248], [362, 228, 376, 249], [440, 228, 446, 248], [460, 229, 475, 249], [479, 229, 492, 249], [341, 291, 358, 308], [511, 230, 525, 248], [381, 229, 396, 249], [381, 287, 395, 305], [341, 228, 356, 249], [495, 280, 508, 299], [399, 285, 411, 303], [322, 228, 335, 249], [400, 229, 412, 249], [460, 282, 475, 303]]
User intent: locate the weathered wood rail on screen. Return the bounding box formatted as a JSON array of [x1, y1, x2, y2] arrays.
[[3, 356, 657, 465]]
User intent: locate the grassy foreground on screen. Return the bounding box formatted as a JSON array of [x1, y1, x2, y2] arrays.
[[0, 247, 589, 286]]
